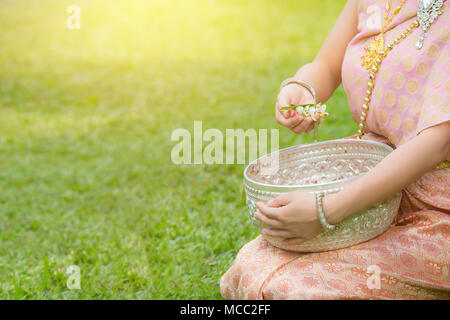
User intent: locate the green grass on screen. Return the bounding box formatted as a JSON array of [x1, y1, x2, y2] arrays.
[[0, 0, 356, 299]]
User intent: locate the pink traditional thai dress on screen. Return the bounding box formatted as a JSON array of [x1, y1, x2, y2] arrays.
[[220, 0, 450, 299]]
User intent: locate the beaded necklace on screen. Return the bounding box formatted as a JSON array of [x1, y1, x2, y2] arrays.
[[358, 0, 416, 138], [357, 0, 449, 169]]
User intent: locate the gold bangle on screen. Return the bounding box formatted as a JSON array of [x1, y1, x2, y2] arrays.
[[280, 77, 317, 103]]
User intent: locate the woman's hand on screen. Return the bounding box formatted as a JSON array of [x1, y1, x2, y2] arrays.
[[254, 191, 323, 245], [274, 0, 359, 133], [275, 84, 321, 135]]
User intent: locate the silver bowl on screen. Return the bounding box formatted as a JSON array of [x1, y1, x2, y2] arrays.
[[244, 139, 402, 252]]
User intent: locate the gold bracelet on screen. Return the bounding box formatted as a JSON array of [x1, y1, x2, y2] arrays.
[[279, 77, 317, 103]]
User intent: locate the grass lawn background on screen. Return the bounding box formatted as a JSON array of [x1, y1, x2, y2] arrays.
[[0, 0, 356, 299]]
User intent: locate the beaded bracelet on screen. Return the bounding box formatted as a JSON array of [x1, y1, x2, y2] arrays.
[[315, 192, 338, 231]]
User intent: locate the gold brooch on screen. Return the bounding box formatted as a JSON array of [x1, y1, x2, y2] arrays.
[[361, 34, 385, 71]]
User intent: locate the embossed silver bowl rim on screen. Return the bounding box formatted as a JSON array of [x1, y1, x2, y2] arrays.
[[243, 138, 394, 192]]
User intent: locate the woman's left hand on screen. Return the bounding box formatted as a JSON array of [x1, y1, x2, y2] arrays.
[[254, 191, 323, 245]]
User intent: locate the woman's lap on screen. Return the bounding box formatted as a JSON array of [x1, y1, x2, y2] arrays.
[[220, 194, 450, 300]]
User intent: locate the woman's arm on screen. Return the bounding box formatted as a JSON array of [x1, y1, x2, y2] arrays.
[[254, 122, 450, 242], [294, 0, 359, 102], [324, 122, 450, 224]]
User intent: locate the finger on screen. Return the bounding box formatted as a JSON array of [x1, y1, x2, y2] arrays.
[[267, 194, 291, 208], [261, 228, 292, 238], [291, 117, 314, 134], [277, 113, 304, 130], [282, 237, 307, 246], [279, 107, 289, 119], [256, 201, 285, 220], [275, 111, 290, 126], [276, 111, 303, 129], [304, 120, 316, 133], [286, 115, 304, 129], [291, 117, 308, 134], [254, 211, 282, 229], [276, 97, 291, 119], [303, 117, 316, 131]]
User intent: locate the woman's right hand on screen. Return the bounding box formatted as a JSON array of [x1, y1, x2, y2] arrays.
[[275, 84, 320, 135]]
